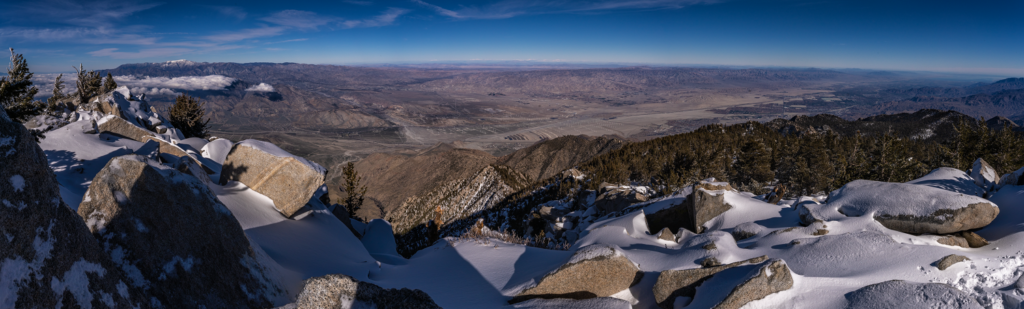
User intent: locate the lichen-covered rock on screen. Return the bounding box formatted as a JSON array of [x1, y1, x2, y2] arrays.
[[844, 280, 982, 309], [970, 158, 999, 190], [936, 254, 969, 270], [511, 244, 641, 304], [827, 180, 999, 234], [647, 181, 733, 234], [219, 139, 326, 218], [0, 110, 147, 308], [78, 155, 287, 308], [653, 256, 793, 309], [294, 274, 441, 309]]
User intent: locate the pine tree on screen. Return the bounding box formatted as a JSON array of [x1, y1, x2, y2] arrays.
[[342, 162, 367, 220], [73, 64, 102, 104], [0, 48, 43, 121], [101, 72, 118, 94], [168, 93, 210, 138]]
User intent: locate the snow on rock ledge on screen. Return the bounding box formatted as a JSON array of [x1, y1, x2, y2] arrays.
[[652, 256, 794, 309], [826, 180, 999, 234], [219, 139, 326, 218], [970, 158, 1000, 191], [78, 155, 287, 307], [291, 274, 441, 309], [510, 244, 640, 304], [843, 280, 983, 309]]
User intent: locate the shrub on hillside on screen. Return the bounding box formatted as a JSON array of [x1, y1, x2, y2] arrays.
[[168, 93, 210, 138]]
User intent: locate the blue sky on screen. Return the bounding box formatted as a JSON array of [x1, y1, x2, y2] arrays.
[[0, 0, 1021, 75]]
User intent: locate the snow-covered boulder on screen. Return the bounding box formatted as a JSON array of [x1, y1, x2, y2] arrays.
[[652, 256, 793, 309], [998, 166, 1024, 189], [647, 181, 733, 234], [826, 180, 999, 234], [907, 167, 986, 197], [510, 244, 641, 304], [843, 280, 982, 309], [970, 158, 999, 191], [78, 155, 287, 308], [361, 219, 404, 264], [219, 139, 326, 218], [292, 274, 441, 309], [0, 110, 146, 308]]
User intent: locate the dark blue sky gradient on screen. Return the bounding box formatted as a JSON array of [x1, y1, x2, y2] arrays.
[[0, 0, 1020, 75]]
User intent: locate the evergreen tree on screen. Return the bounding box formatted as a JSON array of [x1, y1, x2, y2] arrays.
[[342, 162, 367, 220], [101, 72, 118, 94], [73, 64, 102, 104], [168, 93, 210, 138], [736, 139, 774, 185], [0, 48, 43, 121], [47, 74, 67, 105]]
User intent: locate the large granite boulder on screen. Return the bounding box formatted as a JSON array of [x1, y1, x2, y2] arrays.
[[97, 115, 153, 143], [653, 256, 793, 309], [647, 181, 734, 234], [78, 155, 287, 308], [0, 110, 147, 308], [844, 280, 982, 309], [219, 139, 326, 218], [510, 244, 641, 304], [826, 180, 999, 234], [293, 274, 440, 309], [970, 158, 999, 191]]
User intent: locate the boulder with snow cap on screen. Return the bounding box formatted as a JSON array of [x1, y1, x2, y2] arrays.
[[594, 184, 649, 215], [827, 180, 999, 234], [998, 166, 1024, 189], [98, 116, 154, 143], [970, 158, 999, 190], [219, 139, 327, 218], [647, 181, 734, 234], [0, 110, 148, 308], [293, 274, 441, 309], [844, 280, 982, 309], [653, 256, 793, 309], [78, 155, 287, 308], [510, 244, 641, 304]]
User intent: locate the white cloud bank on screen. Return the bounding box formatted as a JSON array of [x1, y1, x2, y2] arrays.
[[114, 75, 236, 91], [245, 83, 275, 92]]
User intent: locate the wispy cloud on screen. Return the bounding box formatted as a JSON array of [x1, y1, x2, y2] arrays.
[[6, 0, 161, 27], [266, 38, 309, 44], [343, 8, 410, 28], [210, 6, 247, 20], [413, 0, 716, 19], [202, 26, 286, 42], [0, 27, 158, 45], [115, 75, 237, 90], [261, 10, 339, 30], [88, 47, 193, 59]]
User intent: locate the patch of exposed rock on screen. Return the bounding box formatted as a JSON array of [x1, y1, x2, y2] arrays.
[[936, 254, 970, 270], [292, 274, 440, 309], [79, 155, 286, 308], [220, 139, 326, 218], [653, 256, 793, 309], [510, 244, 640, 304], [0, 110, 147, 308], [594, 183, 650, 215], [970, 158, 999, 191], [844, 280, 982, 309], [827, 180, 999, 234], [937, 235, 970, 248], [647, 181, 734, 234]]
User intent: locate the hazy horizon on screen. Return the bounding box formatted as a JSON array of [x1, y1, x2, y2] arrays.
[[1, 0, 1021, 75]]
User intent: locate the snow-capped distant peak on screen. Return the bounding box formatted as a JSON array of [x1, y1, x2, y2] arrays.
[[162, 59, 198, 66]]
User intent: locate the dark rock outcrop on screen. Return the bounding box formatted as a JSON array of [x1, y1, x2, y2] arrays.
[[78, 155, 286, 308], [220, 139, 326, 218], [594, 184, 649, 215], [0, 110, 146, 308], [293, 274, 441, 309], [844, 280, 982, 309], [653, 256, 793, 309], [647, 181, 734, 234], [510, 245, 640, 304]]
